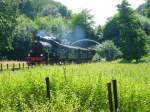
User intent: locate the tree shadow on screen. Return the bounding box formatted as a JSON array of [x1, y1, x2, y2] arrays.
[[119, 59, 145, 64]]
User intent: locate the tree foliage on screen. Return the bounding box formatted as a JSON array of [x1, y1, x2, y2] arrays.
[[69, 9, 99, 47], [104, 0, 148, 62], [0, 0, 17, 57], [11, 15, 38, 60], [118, 0, 147, 61], [96, 40, 122, 61], [94, 25, 103, 41], [35, 16, 71, 39], [139, 16, 150, 35], [103, 16, 120, 47], [18, 0, 71, 19], [144, 0, 150, 18]]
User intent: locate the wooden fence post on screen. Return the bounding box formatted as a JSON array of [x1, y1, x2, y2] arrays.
[[112, 80, 118, 112], [45, 77, 50, 100], [19, 63, 21, 69], [0, 64, 2, 71], [107, 83, 113, 112], [7, 64, 9, 70], [28, 64, 29, 69], [13, 63, 15, 71], [23, 63, 24, 69]]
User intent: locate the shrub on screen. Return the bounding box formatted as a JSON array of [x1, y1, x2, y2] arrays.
[[92, 53, 102, 62], [96, 40, 122, 61]]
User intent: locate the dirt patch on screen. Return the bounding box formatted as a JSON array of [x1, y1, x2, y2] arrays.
[[0, 61, 26, 64]]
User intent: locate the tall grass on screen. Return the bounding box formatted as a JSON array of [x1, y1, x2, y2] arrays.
[[0, 62, 150, 112]]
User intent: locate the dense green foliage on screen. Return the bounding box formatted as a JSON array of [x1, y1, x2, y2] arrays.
[[137, 0, 150, 36], [0, 0, 17, 57], [1, 63, 150, 111], [137, 0, 150, 18], [140, 16, 150, 35], [103, 16, 120, 46], [96, 41, 122, 61], [144, 0, 150, 18], [104, 0, 148, 62], [35, 16, 71, 39], [18, 0, 71, 19], [11, 15, 38, 60]]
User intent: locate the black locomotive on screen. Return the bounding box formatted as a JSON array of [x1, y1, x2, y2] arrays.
[[27, 36, 96, 65]]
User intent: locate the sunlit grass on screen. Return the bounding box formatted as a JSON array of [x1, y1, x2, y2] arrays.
[[0, 62, 150, 112]]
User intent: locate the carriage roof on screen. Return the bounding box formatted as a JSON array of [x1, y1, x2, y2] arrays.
[[39, 38, 93, 51]]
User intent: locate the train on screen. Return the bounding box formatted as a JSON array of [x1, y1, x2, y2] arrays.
[[27, 36, 96, 65]]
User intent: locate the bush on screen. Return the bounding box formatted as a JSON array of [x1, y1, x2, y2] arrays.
[[92, 53, 102, 62], [96, 40, 122, 61]]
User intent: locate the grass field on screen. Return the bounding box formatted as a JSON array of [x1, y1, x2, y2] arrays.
[[0, 62, 150, 112]]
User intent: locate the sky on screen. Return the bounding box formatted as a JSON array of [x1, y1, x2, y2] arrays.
[[55, 0, 145, 25]]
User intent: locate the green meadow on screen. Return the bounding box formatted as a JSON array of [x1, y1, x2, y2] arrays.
[[0, 62, 150, 112]]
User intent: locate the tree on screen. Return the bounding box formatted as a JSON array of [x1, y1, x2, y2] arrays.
[[139, 17, 150, 52], [96, 40, 122, 61], [104, 0, 148, 62], [18, 0, 71, 19], [69, 9, 96, 47], [0, 0, 17, 58], [103, 16, 120, 47], [58, 5, 71, 18], [18, 0, 52, 19], [139, 16, 150, 35], [118, 0, 147, 61], [95, 25, 103, 42], [144, 0, 150, 18], [11, 15, 38, 60], [35, 16, 71, 40]]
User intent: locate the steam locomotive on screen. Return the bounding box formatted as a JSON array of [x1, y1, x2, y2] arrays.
[[27, 36, 96, 65]]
